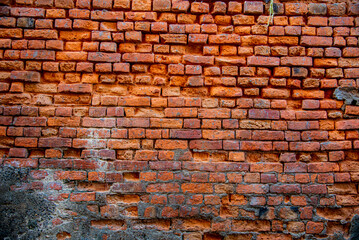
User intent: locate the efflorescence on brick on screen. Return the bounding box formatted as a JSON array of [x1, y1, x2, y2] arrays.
[[0, 0, 359, 239]]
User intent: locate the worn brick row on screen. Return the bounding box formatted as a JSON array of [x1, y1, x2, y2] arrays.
[[5, 137, 359, 151], [1, 36, 359, 50], [1, 108, 358, 119], [7, 160, 359, 182], [4, 1, 359, 15], [2, 73, 359, 87], [1, 81, 358, 93], [1, 24, 359, 36], [1, 115, 359, 128], [1, 53, 359, 63]]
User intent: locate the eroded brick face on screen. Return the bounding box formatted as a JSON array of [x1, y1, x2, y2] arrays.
[[0, 0, 359, 239]]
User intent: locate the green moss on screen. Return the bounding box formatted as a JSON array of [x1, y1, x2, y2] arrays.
[[267, 0, 275, 26]]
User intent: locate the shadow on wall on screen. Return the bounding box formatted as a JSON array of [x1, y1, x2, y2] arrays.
[[0, 167, 183, 239], [350, 215, 359, 240], [0, 166, 55, 240], [1, 167, 359, 239]]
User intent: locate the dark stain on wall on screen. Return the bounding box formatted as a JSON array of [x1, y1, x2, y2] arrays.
[[0, 167, 55, 240], [350, 215, 359, 240]]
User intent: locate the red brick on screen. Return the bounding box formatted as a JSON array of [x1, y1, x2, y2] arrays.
[[38, 138, 72, 148], [209, 34, 241, 44], [153, 0, 171, 11], [281, 57, 313, 66], [108, 140, 140, 149], [233, 15, 254, 25], [329, 17, 354, 26], [73, 139, 106, 149], [11, 7, 45, 17], [336, 120, 359, 130], [88, 52, 121, 62], [306, 222, 324, 234], [308, 16, 328, 26], [251, 163, 282, 173], [20, 50, 55, 60], [289, 142, 320, 151], [249, 109, 279, 120], [252, 131, 284, 140], [210, 87, 242, 97], [14, 117, 46, 126], [122, 53, 154, 63], [285, 3, 308, 15], [114, 161, 147, 171], [247, 56, 279, 67], [160, 34, 187, 44], [189, 140, 222, 150], [198, 109, 230, 119], [9, 148, 28, 158], [188, 34, 208, 44], [300, 36, 333, 47], [70, 192, 95, 202], [184, 55, 214, 65], [320, 141, 352, 151], [165, 108, 197, 118], [155, 139, 188, 149], [270, 184, 301, 194], [147, 183, 180, 193], [170, 129, 201, 139], [10, 71, 40, 82]]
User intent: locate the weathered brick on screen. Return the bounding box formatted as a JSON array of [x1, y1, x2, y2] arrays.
[[249, 109, 279, 120], [11, 7, 45, 17], [58, 84, 92, 93], [20, 50, 55, 60], [336, 120, 359, 130], [247, 56, 279, 66], [10, 71, 40, 82], [308, 3, 327, 15], [88, 52, 121, 62], [281, 57, 312, 67], [160, 34, 187, 44], [184, 55, 214, 65], [290, 142, 320, 151], [38, 138, 72, 148], [122, 53, 154, 63], [329, 17, 354, 26], [208, 34, 240, 44]]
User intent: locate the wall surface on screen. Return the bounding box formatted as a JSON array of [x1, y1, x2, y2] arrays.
[[0, 0, 359, 239]]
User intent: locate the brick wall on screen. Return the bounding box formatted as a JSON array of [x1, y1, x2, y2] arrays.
[[0, 0, 359, 239]]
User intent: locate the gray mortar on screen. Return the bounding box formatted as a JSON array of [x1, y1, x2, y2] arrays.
[[334, 87, 359, 106]]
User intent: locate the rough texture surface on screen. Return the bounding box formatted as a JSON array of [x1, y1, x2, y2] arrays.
[[0, 0, 359, 239]]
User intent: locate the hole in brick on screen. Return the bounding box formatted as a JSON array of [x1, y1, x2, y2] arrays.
[[63, 149, 81, 158], [259, 207, 268, 217], [124, 172, 140, 181], [122, 206, 138, 217], [290, 206, 299, 213], [204, 233, 223, 240], [107, 194, 140, 204], [228, 193, 232, 202]]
